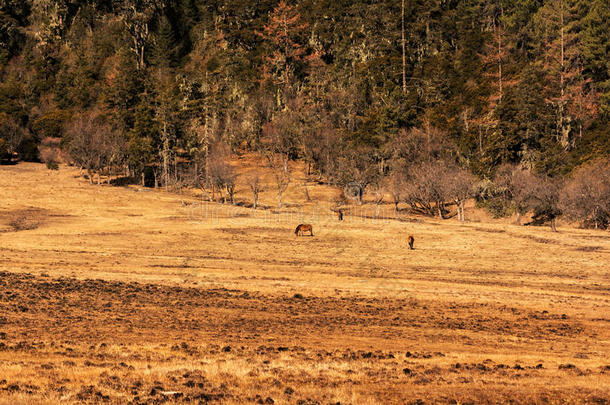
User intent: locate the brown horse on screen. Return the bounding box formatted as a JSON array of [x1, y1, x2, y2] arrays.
[[295, 224, 314, 236], [407, 235, 415, 250]]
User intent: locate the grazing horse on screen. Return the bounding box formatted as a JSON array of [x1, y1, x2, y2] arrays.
[[295, 224, 314, 236], [407, 235, 415, 250], [337, 210, 343, 221]]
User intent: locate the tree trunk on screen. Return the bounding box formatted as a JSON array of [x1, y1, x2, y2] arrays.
[[162, 123, 169, 192], [228, 186, 235, 205], [516, 211, 521, 225], [461, 200, 465, 223], [401, 0, 406, 95], [303, 183, 311, 201], [551, 218, 557, 232]]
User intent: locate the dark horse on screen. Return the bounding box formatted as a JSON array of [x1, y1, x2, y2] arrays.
[[407, 235, 415, 250], [295, 224, 314, 236]]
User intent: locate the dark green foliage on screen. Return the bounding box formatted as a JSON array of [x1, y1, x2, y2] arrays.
[[128, 100, 159, 177], [0, 0, 606, 197], [32, 110, 72, 139], [151, 15, 177, 67]]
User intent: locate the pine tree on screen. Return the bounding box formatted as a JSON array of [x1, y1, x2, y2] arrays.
[[256, 1, 308, 106], [153, 68, 180, 190], [536, 0, 590, 149], [152, 15, 176, 67], [579, 0, 610, 118], [128, 98, 159, 184]]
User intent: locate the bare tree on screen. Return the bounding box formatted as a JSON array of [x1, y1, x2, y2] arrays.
[[403, 160, 450, 218], [446, 167, 477, 223], [0, 113, 26, 157], [154, 69, 179, 191], [336, 147, 380, 205], [370, 183, 385, 218], [260, 112, 297, 208], [65, 111, 122, 185], [265, 151, 291, 208], [387, 173, 403, 212], [247, 174, 264, 209], [561, 159, 610, 229], [527, 175, 563, 232], [494, 164, 538, 224], [225, 176, 236, 205], [207, 147, 236, 204], [121, 1, 159, 70]]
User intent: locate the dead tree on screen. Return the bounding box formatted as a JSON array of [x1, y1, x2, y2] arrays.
[[207, 149, 236, 204], [247, 174, 263, 209], [265, 151, 291, 208], [370, 183, 385, 218], [446, 167, 476, 223]]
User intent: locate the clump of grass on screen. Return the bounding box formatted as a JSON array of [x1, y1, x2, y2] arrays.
[[7, 209, 44, 231], [46, 160, 59, 170]]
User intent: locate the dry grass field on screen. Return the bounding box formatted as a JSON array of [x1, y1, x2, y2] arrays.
[[1, 161, 609, 404]]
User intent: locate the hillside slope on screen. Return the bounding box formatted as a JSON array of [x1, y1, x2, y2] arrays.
[[0, 163, 609, 404]]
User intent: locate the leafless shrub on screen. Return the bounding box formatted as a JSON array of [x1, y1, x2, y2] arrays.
[[526, 175, 562, 232], [386, 173, 403, 212], [246, 174, 264, 209], [388, 125, 474, 219], [0, 113, 27, 156], [493, 164, 539, 224], [403, 160, 451, 218], [387, 126, 455, 170], [445, 167, 477, 223], [489, 164, 562, 230], [39, 137, 64, 169], [561, 159, 610, 229], [335, 147, 380, 205], [64, 110, 125, 184], [369, 183, 385, 217], [207, 146, 236, 204], [261, 117, 293, 208], [265, 151, 291, 208]]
